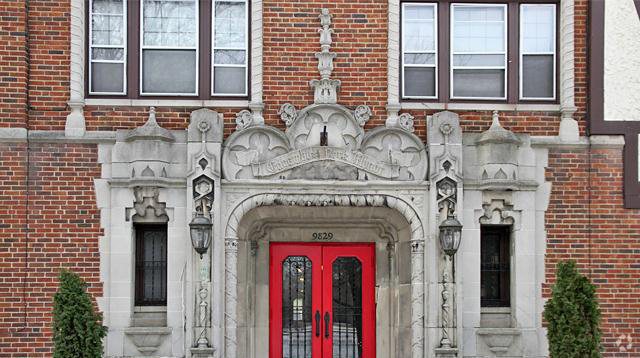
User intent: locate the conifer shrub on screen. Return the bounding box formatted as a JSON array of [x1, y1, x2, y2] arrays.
[[52, 269, 107, 358], [543, 260, 602, 358]]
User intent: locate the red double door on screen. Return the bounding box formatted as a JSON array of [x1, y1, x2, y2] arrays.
[[270, 243, 375, 358]]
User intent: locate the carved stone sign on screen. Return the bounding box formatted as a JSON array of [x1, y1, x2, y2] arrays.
[[253, 146, 401, 178]]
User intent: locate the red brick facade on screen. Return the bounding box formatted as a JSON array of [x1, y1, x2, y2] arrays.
[[0, 0, 638, 357]]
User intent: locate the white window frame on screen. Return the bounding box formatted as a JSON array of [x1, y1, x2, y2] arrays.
[[450, 3, 508, 100], [88, 0, 127, 95], [211, 0, 249, 97], [519, 3, 556, 101], [139, 0, 200, 97], [401, 2, 438, 100]]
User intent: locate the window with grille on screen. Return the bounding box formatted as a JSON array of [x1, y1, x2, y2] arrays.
[[480, 225, 511, 307], [135, 224, 168, 306]]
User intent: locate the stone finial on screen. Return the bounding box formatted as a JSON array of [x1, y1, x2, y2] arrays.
[[311, 8, 340, 104], [476, 111, 520, 145], [125, 107, 175, 142]]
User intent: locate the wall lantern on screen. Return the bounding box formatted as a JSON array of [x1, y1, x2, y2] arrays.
[[439, 216, 462, 256], [190, 213, 212, 257]]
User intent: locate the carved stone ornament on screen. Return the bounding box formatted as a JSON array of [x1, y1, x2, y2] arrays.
[[398, 113, 415, 133], [479, 199, 516, 226], [354, 105, 372, 127], [278, 103, 298, 127], [311, 9, 340, 104], [428, 111, 462, 181], [436, 177, 457, 220], [235, 110, 255, 131], [222, 103, 428, 181], [188, 108, 223, 143], [132, 186, 168, 223]]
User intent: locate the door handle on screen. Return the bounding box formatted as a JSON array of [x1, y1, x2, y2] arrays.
[[324, 312, 330, 338], [315, 311, 320, 337]]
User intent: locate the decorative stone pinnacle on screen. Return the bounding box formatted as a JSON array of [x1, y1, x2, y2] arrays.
[[490, 110, 501, 129], [125, 106, 175, 142], [311, 9, 340, 104]]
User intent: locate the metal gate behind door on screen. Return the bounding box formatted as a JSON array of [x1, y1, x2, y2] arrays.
[[269, 243, 375, 358]]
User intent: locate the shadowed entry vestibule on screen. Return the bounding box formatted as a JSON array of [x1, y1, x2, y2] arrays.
[[270, 243, 376, 358]]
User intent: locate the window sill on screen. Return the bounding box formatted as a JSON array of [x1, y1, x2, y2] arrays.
[[84, 98, 249, 108], [400, 102, 560, 112]]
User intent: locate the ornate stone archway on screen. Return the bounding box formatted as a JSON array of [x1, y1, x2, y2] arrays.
[[222, 192, 426, 358]]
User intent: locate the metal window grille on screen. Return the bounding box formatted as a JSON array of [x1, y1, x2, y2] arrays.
[[480, 225, 511, 307], [135, 224, 168, 306]]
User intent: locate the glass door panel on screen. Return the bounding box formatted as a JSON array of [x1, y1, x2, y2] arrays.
[[322, 245, 375, 358], [270, 244, 322, 358], [331, 257, 363, 358]]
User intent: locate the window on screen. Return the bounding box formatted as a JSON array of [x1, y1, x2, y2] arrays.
[[140, 0, 199, 95], [400, 1, 558, 102], [520, 4, 556, 100], [87, 0, 249, 99], [135, 225, 168, 306], [451, 4, 507, 99], [480, 225, 510, 307], [212, 0, 249, 96], [402, 3, 438, 98], [89, 0, 126, 94]]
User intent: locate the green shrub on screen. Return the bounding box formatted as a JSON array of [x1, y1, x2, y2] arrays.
[[543, 260, 602, 358], [52, 269, 107, 358]]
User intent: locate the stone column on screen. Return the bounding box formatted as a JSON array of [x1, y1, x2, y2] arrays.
[[386, 0, 401, 124], [224, 238, 239, 358], [66, 0, 86, 137], [410, 239, 425, 358], [559, 0, 579, 142]]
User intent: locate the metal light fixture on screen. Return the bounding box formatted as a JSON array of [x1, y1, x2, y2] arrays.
[[439, 215, 462, 256], [190, 212, 212, 257]]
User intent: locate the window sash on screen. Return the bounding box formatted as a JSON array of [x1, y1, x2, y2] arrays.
[[450, 3, 507, 100], [519, 4, 556, 100], [401, 2, 438, 99], [212, 0, 249, 96], [139, 0, 200, 96], [89, 0, 127, 95]]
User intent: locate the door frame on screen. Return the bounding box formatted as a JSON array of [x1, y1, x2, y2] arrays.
[[269, 242, 376, 358]]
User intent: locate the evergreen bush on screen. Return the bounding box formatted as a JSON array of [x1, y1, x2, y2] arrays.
[[52, 269, 107, 358], [543, 260, 602, 358]]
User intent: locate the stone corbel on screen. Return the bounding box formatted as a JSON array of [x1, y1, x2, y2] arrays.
[[476, 328, 522, 357], [131, 186, 168, 223]]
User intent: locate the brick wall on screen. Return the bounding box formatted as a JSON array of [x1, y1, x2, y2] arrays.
[[0, 1, 28, 128], [0, 143, 102, 357], [545, 146, 640, 357]]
